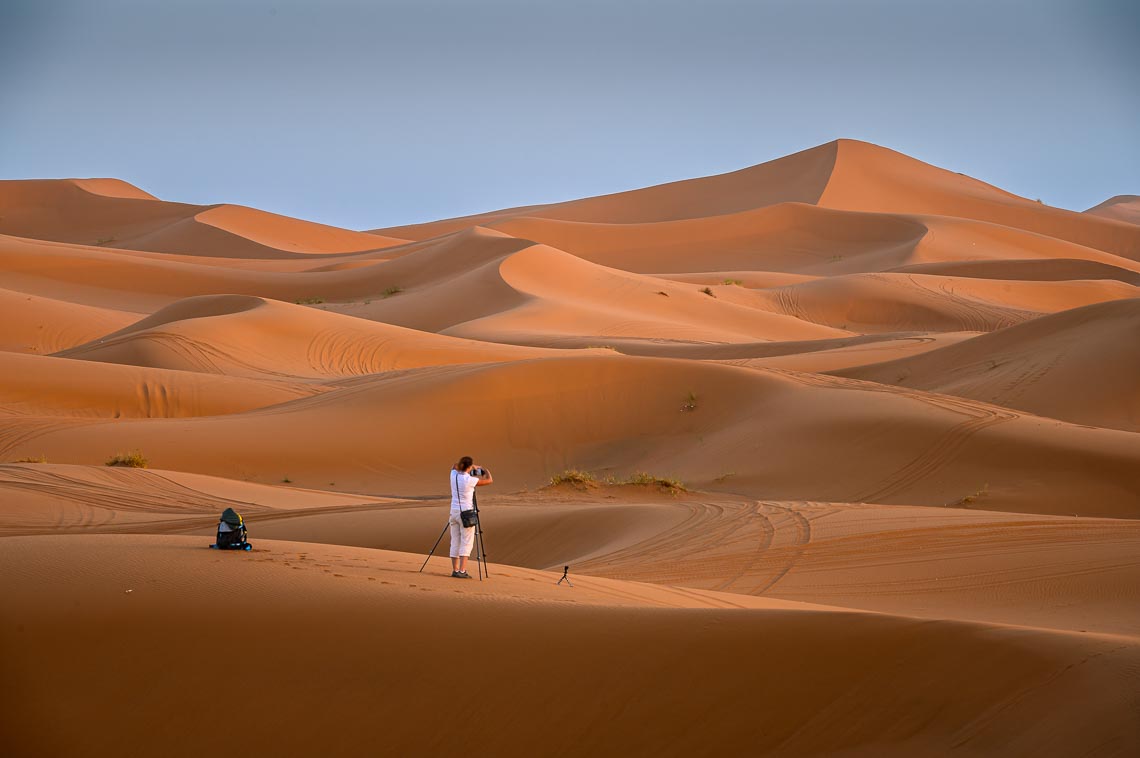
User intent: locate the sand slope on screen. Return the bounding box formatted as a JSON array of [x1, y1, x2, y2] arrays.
[[0, 178, 406, 257], [0, 351, 320, 418], [55, 294, 560, 380], [3, 535, 1138, 758], [1086, 195, 1140, 226], [838, 298, 1140, 431], [4, 356, 1139, 517], [372, 140, 1140, 261]]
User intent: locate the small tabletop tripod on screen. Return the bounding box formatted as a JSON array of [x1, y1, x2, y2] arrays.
[[557, 565, 573, 587]]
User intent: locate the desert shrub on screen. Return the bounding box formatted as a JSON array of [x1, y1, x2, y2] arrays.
[[95, 236, 116, 245], [700, 287, 715, 297], [14, 454, 47, 463], [550, 469, 595, 486], [383, 286, 403, 298], [624, 472, 686, 492], [958, 484, 989, 505], [723, 278, 743, 286], [105, 450, 148, 468], [295, 297, 324, 305], [655, 291, 670, 297]]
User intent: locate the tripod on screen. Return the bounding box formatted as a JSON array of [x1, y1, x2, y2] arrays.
[[419, 490, 489, 580]]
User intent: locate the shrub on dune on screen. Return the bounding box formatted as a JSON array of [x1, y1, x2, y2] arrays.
[[14, 455, 48, 464], [624, 472, 686, 493], [550, 469, 595, 487], [105, 450, 148, 468]]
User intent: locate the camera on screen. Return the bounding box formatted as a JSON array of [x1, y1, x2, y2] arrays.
[[471, 467, 485, 477]]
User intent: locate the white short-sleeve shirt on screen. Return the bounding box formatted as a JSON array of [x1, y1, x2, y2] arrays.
[[450, 470, 479, 511]]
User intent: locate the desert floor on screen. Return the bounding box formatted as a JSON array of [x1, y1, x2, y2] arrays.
[[2, 141, 1139, 756]]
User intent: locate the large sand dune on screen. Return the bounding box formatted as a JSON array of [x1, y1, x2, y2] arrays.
[[3, 140, 1139, 756]]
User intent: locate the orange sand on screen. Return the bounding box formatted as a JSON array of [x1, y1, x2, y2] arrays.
[[2, 141, 1139, 756]]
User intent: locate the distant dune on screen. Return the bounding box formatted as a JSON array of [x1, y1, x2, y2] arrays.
[[1086, 195, 1140, 226], [2, 140, 1138, 756], [836, 298, 1140, 431]]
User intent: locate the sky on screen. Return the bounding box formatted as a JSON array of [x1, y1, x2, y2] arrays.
[[1, 0, 1137, 230]]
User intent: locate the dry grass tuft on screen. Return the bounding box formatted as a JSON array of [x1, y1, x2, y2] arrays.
[[14, 454, 47, 464], [550, 469, 596, 487], [105, 450, 148, 468]]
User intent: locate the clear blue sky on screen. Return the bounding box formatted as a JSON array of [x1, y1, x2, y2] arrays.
[[2, 0, 1136, 230]]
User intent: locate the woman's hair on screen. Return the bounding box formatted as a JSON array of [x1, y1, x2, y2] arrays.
[[457, 456, 473, 471]]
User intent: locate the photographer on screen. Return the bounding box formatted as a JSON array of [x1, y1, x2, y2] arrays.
[[449, 456, 492, 578]]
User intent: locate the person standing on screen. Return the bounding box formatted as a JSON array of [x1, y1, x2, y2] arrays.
[[449, 456, 492, 578]]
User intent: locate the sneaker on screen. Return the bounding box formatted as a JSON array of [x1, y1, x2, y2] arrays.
[[451, 570, 471, 579]]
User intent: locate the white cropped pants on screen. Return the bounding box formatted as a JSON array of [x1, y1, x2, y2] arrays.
[[448, 510, 476, 558]]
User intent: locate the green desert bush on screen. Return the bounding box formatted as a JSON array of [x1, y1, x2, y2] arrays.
[[723, 278, 743, 286], [14, 454, 47, 463], [105, 450, 148, 468]]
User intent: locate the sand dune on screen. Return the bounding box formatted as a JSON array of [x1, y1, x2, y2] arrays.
[[372, 140, 1140, 262], [5, 356, 1138, 517], [374, 141, 841, 238], [818, 141, 1140, 258], [490, 202, 929, 274], [231, 491, 1140, 636], [447, 243, 850, 345], [0, 351, 320, 419], [1086, 194, 1140, 225], [755, 272, 1138, 333], [889, 256, 1140, 284], [0, 178, 405, 257], [0, 224, 529, 311], [0, 284, 138, 354], [0, 463, 392, 536], [55, 293, 558, 379], [838, 298, 1140, 431], [4, 139, 1140, 755], [3, 534, 1138, 757], [69, 178, 158, 200]]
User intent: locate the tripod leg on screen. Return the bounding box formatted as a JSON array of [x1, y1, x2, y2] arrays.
[[476, 523, 489, 578], [419, 521, 451, 573], [474, 524, 483, 581]]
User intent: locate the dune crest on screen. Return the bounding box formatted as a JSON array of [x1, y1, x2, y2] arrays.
[[1086, 195, 1140, 226]]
